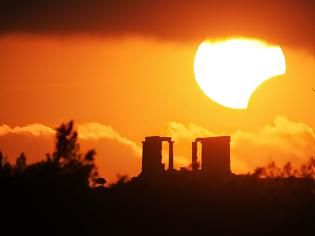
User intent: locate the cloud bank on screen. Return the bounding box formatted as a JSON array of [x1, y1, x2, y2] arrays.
[[0, 122, 141, 182], [1, 116, 315, 180], [77, 123, 141, 156], [0, 1, 315, 52], [0, 122, 140, 156], [163, 116, 315, 173], [0, 123, 55, 137]]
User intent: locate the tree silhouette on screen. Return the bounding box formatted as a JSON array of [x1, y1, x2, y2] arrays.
[[254, 157, 315, 179], [0, 151, 12, 177], [15, 152, 27, 174], [0, 122, 315, 235], [95, 177, 107, 187], [52, 120, 79, 164], [0, 121, 102, 188], [44, 120, 100, 186]]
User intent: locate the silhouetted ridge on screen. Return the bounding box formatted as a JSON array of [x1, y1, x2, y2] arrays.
[[0, 122, 314, 235]]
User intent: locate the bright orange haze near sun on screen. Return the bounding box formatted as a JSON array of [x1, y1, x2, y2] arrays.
[[1, 35, 315, 182], [194, 38, 286, 109]]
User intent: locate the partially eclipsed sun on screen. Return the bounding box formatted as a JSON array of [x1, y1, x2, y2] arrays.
[[194, 38, 286, 109]]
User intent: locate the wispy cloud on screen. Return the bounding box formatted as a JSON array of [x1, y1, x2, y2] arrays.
[[0, 122, 141, 156], [1, 116, 315, 178], [0, 124, 55, 137], [163, 116, 315, 173], [231, 116, 315, 172], [78, 122, 141, 156], [0, 122, 142, 181]]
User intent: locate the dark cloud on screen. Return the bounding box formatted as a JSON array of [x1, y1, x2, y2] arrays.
[[0, 0, 315, 50]]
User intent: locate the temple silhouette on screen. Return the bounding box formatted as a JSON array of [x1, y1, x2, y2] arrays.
[[140, 136, 231, 179], [2, 121, 315, 235]]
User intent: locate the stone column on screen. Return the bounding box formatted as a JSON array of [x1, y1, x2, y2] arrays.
[[168, 141, 174, 170], [192, 141, 198, 171]]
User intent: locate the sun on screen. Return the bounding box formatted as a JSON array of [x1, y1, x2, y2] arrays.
[[193, 38, 286, 109]]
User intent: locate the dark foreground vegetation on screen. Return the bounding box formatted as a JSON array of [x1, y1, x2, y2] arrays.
[[1, 121, 315, 235]]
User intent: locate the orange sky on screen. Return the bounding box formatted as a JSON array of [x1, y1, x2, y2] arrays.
[[1, 35, 315, 182], [1, 1, 315, 182]]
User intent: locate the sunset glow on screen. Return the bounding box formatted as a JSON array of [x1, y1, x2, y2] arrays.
[[1, 1, 315, 183], [194, 38, 286, 109], [2, 1, 315, 233]]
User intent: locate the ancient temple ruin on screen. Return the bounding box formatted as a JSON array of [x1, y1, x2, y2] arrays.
[[141, 135, 230, 178]]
